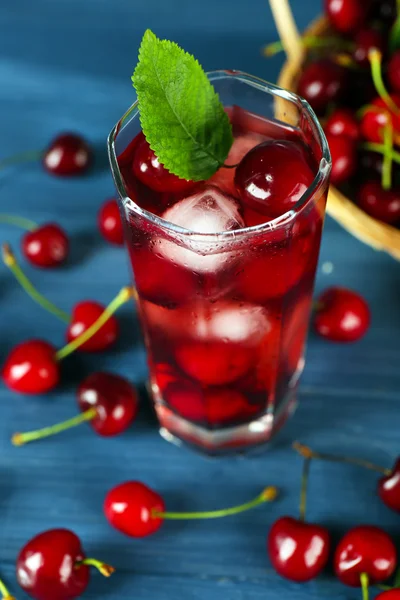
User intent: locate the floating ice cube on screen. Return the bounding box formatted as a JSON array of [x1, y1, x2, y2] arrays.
[[159, 187, 244, 272]]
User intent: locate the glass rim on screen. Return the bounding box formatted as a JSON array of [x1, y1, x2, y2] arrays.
[[107, 69, 331, 243]]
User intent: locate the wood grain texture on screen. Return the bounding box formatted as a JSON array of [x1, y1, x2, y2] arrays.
[[0, 1, 399, 598]]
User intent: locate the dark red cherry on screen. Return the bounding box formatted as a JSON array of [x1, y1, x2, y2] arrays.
[[66, 301, 119, 352], [325, 0, 367, 33], [360, 96, 400, 144], [314, 287, 371, 342], [132, 135, 195, 193], [22, 223, 69, 268], [388, 51, 400, 95], [334, 525, 397, 586], [2, 340, 59, 394], [378, 458, 400, 513], [297, 60, 347, 114], [234, 140, 315, 219], [358, 150, 384, 178], [353, 28, 384, 67], [376, 591, 400, 599], [326, 134, 357, 186], [43, 133, 92, 176], [357, 180, 400, 224], [98, 199, 124, 245], [104, 481, 165, 538], [324, 108, 360, 141]]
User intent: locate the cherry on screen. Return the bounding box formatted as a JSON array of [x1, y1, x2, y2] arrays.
[[376, 591, 400, 599], [357, 180, 400, 224], [324, 108, 360, 142], [353, 28, 384, 68], [66, 301, 119, 352], [132, 134, 195, 193], [13, 372, 138, 445], [105, 480, 277, 538], [314, 287, 371, 342], [2, 340, 59, 395], [360, 96, 400, 144], [388, 51, 400, 95], [326, 134, 357, 186], [43, 133, 92, 176], [378, 458, 400, 513], [22, 223, 69, 268], [234, 140, 315, 219], [16, 528, 114, 600], [334, 525, 397, 586], [98, 198, 124, 245], [324, 0, 367, 33], [297, 59, 347, 114]]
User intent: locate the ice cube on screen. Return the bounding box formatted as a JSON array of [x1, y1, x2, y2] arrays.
[[194, 302, 271, 345], [159, 187, 244, 272]]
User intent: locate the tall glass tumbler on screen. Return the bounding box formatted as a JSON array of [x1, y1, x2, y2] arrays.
[[108, 71, 331, 454]]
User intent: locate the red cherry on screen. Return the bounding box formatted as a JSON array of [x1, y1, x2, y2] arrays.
[[268, 517, 330, 582], [314, 287, 370, 342], [98, 199, 124, 246], [234, 140, 315, 219], [326, 134, 357, 186], [66, 301, 119, 352], [132, 135, 195, 193], [357, 181, 400, 224], [2, 340, 59, 394], [360, 96, 400, 144], [324, 0, 367, 33], [376, 591, 400, 600], [388, 51, 400, 95], [43, 133, 92, 176], [22, 223, 69, 268], [353, 28, 384, 67], [77, 372, 138, 436], [378, 458, 400, 513], [334, 525, 397, 586], [297, 60, 347, 114], [324, 108, 360, 142], [104, 481, 165, 538]]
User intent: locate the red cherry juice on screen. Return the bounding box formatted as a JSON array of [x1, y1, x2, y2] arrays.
[[118, 106, 326, 450]]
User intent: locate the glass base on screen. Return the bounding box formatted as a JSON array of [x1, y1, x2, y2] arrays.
[[153, 388, 298, 456]]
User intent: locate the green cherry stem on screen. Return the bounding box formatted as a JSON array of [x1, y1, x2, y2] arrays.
[[0, 149, 42, 171], [152, 486, 278, 520], [369, 49, 400, 114], [299, 457, 311, 522], [12, 408, 98, 447], [382, 123, 394, 190], [0, 576, 15, 600], [292, 442, 391, 475], [0, 214, 38, 231], [263, 35, 352, 57], [75, 558, 115, 578], [2, 244, 70, 323], [361, 573, 369, 600], [360, 142, 400, 163]]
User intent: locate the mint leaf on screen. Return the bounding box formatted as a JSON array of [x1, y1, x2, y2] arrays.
[[132, 29, 233, 181], [390, 16, 400, 53]]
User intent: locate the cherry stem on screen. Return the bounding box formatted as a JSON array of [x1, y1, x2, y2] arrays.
[[0, 213, 37, 232], [293, 442, 391, 475], [361, 573, 369, 600], [2, 244, 70, 323], [152, 486, 278, 520], [299, 457, 311, 522], [0, 150, 42, 171], [382, 123, 394, 190], [361, 142, 400, 163], [75, 558, 115, 578], [369, 49, 400, 115], [263, 35, 352, 57], [55, 286, 136, 361], [12, 407, 98, 446], [0, 576, 15, 600]]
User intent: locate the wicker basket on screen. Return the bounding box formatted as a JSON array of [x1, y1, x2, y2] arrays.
[[269, 0, 400, 261]]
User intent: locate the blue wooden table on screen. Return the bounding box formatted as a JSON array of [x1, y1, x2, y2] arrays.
[[0, 1, 399, 598]]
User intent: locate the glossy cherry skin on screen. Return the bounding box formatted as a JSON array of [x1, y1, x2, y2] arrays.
[[388, 51, 400, 95], [324, 0, 367, 33], [375, 591, 400, 599], [357, 181, 400, 224], [314, 287, 370, 343], [2, 340, 59, 394], [360, 96, 400, 144], [268, 517, 330, 582], [98, 199, 124, 246], [378, 458, 400, 513], [353, 28, 384, 67], [77, 372, 138, 436], [43, 133, 92, 176], [234, 140, 315, 219], [16, 529, 90, 600], [104, 481, 165, 538], [22, 223, 69, 268], [334, 525, 397, 586], [132, 134, 195, 193], [297, 60, 347, 114], [324, 108, 360, 142], [66, 301, 119, 352], [326, 134, 357, 186]]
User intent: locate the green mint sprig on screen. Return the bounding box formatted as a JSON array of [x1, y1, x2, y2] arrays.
[[132, 29, 233, 181]]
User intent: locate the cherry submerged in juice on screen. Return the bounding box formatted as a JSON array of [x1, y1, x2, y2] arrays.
[[117, 106, 326, 451]]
